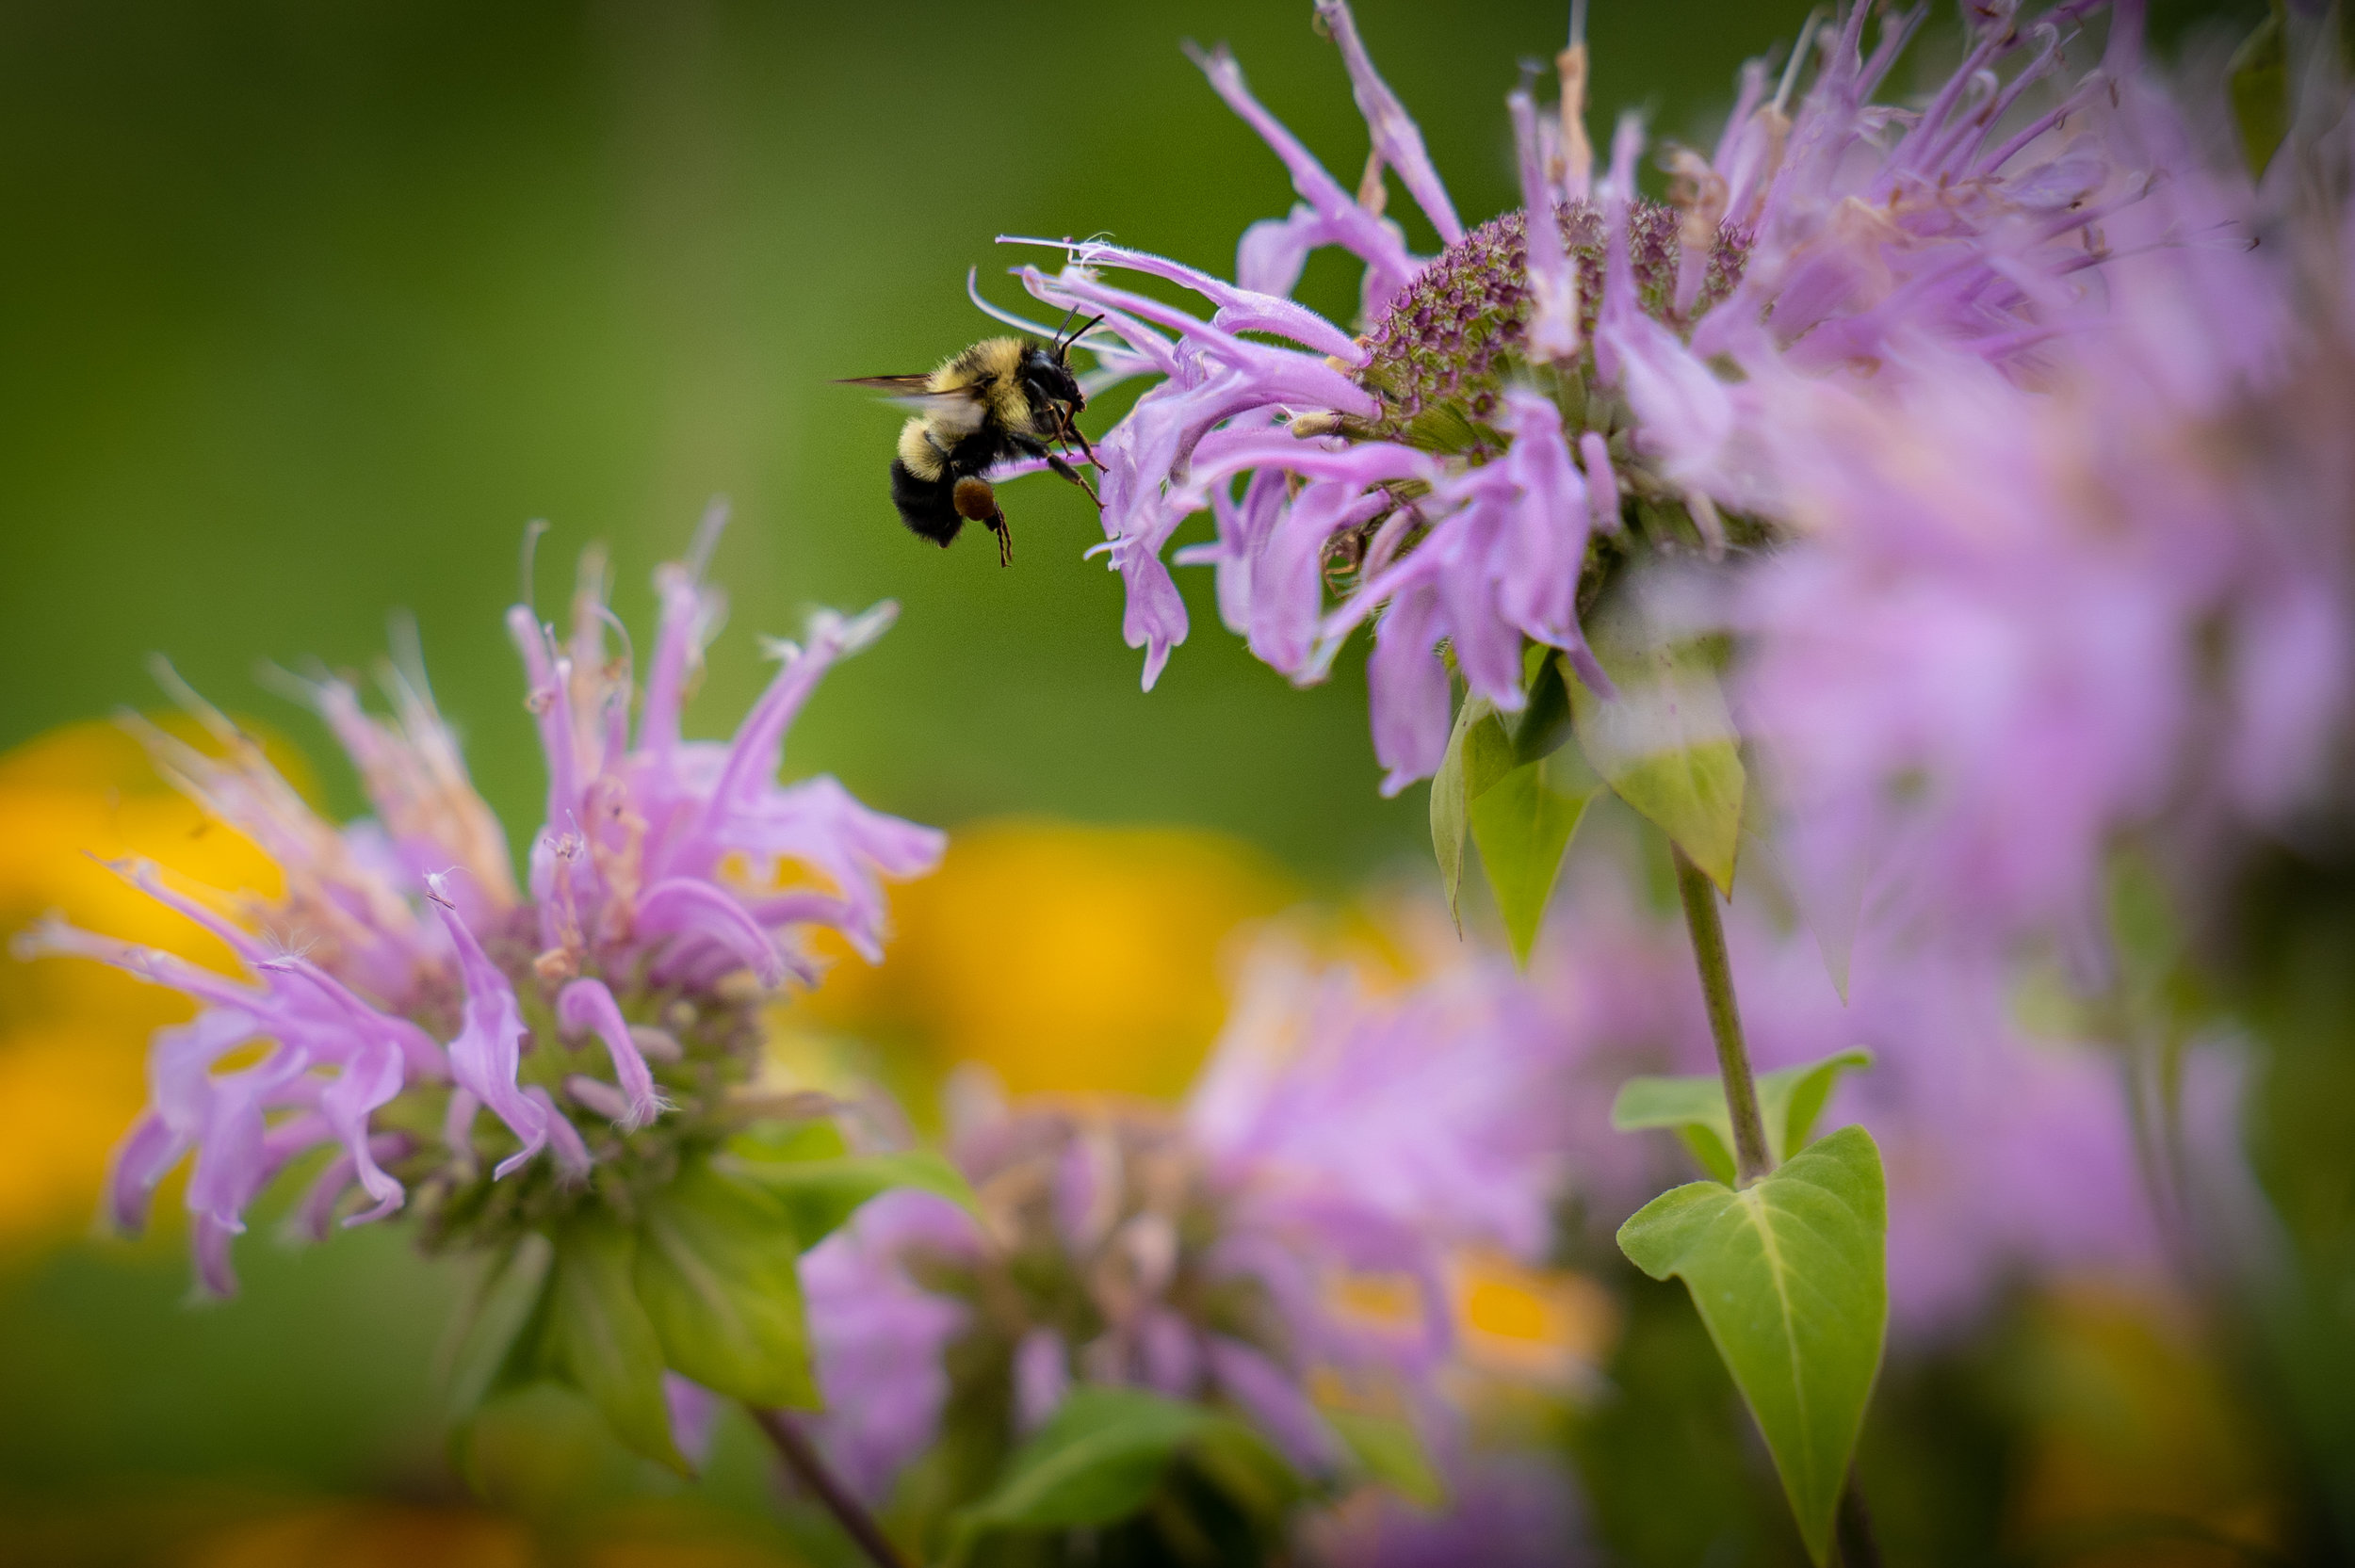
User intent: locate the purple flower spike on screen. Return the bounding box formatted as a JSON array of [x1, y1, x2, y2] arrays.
[[33, 511, 944, 1289], [803, 930, 1587, 1506], [962, 0, 2172, 791]]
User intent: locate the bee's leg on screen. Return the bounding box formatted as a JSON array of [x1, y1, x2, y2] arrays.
[[952, 477, 1013, 568], [1064, 414, 1102, 473], [1046, 453, 1102, 510]]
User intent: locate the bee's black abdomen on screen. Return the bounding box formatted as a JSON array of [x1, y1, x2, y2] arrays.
[[890, 458, 964, 547]]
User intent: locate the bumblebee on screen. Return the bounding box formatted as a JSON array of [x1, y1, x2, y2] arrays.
[[843, 316, 1102, 566]]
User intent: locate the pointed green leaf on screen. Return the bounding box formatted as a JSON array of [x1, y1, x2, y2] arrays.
[[1470, 748, 1599, 967], [1611, 1049, 1875, 1174], [633, 1158, 820, 1411], [2228, 1, 2289, 179], [439, 1232, 555, 1428], [1771, 1050, 1873, 1162], [547, 1217, 690, 1475], [1325, 1407, 1444, 1510], [727, 1148, 979, 1253], [1510, 645, 1573, 765], [1567, 597, 1746, 894], [949, 1386, 1219, 1560], [1616, 1125, 1888, 1565]]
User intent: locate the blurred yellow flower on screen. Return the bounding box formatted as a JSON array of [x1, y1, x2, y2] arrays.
[[788, 818, 1296, 1104], [1449, 1248, 1618, 1390], [0, 719, 293, 1256]]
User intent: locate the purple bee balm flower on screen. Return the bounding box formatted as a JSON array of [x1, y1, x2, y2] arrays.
[[17, 508, 945, 1291], [973, 0, 2152, 791], [1731, 37, 2355, 953], [798, 930, 1596, 1507], [800, 1188, 975, 1499]]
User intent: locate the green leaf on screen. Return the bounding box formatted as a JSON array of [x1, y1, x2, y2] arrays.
[[2228, 1, 2289, 179], [1186, 1415, 1307, 1523], [439, 1232, 555, 1428], [1469, 746, 1600, 967], [546, 1217, 690, 1475], [949, 1386, 1220, 1561], [1567, 595, 1746, 894], [727, 1116, 850, 1163], [1325, 1408, 1444, 1510], [1616, 1125, 1889, 1566], [727, 1148, 979, 1253], [1509, 645, 1573, 765], [1611, 1048, 1875, 1180], [1434, 652, 1576, 930], [633, 1158, 820, 1411]]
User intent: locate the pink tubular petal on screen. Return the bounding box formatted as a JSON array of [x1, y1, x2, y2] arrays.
[[193, 1213, 240, 1297], [643, 509, 729, 759], [635, 878, 787, 988], [293, 1147, 360, 1243], [683, 605, 898, 878], [1577, 431, 1621, 533], [1186, 41, 1421, 305], [506, 606, 585, 856], [428, 878, 549, 1175], [1367, 582, 1453, 795], [527, 1087, 593, 1179], [557, 976, 662, 1129], [1510, 89, 1580, 363], [315, 1035, 407, 1219], [106, 1111, 183, 1234], [1010, 238, 1363, 364], [1312, 0, 1462, 244]]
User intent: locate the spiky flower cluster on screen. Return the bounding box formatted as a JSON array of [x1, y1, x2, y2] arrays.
[[984, 0, 2153, 793], [802, 937, 1579, 1503], [20, 514, 944, 1290]]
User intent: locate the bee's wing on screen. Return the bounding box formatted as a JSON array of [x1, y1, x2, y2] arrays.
[[840, 374, 989, 438]]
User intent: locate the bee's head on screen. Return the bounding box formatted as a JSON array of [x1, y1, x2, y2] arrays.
[[1018, 341, 1085, 416]]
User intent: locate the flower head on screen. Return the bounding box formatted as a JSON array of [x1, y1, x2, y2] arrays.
[[1732, 32, 2355, 951], [17, 510, 945, 1290], [802, 930, 1584, 1502], [977, 0, 2149, 792]]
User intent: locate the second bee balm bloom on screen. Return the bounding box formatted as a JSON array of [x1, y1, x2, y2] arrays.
[[19, 511, 950, 1470]]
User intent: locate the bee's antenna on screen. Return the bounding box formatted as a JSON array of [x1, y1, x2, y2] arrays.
[[1056, 313, 1108, 358]]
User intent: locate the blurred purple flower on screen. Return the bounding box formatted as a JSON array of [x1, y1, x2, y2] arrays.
[[1300, 1450, 1594, 1568], [984, 0, 2151, 792], [800, 1188, 973, 1498], [1732, 25, 2355, 951], [19, 509, 945, 1291], [800, 929, 1595, 1513]]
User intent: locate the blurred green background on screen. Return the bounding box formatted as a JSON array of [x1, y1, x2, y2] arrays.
[[0, 0, 1839, 873], [0, 0, 2278, 1563]]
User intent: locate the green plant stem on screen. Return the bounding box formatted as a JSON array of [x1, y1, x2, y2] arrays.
[[1672, 845, 1883, 1566], [1671, 844, 1774, 1184], [750, 1405, 911, 1568]]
